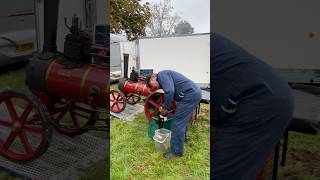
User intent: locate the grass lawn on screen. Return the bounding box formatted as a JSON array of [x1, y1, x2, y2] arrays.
[[110, 81, 210, 180], [0, 65, 108, 179]]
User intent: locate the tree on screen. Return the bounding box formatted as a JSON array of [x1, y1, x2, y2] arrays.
[[110, 0, 151, 40], [146, 0, 181, 37], [174, 20, 194, 35]]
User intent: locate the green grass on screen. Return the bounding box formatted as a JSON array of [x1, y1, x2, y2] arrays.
[[110, 103, 210, 180], [0, 66, 28, 92], [110, 83, 118, 90]]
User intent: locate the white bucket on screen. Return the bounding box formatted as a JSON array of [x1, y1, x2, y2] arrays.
[[153, 128, 171, 153]]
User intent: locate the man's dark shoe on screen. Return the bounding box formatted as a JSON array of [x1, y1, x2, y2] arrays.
[[164, 152, 183, 158]]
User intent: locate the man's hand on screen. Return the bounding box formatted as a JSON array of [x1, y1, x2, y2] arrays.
[[160, 109, 170, 118]]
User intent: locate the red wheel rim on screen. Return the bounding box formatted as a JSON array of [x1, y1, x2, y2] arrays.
[[126, 93, 141, 105], [144, 92, 176, 119], [110, 90, 126, 113], [49, 98, 93, 135], [0, 94, 47, 161]]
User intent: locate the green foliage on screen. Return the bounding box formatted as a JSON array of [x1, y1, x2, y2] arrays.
[[174, 20, 194, 35], [0, 66, 28, 92], [110, 0, 151, 40], [146, 0, 181, 37]]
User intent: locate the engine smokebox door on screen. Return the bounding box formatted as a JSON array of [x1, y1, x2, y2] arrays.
[[26, 57, 53, 92]]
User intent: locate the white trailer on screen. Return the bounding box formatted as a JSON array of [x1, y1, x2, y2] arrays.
[[110, 34, 127, 71], [118, 33, 210, 87], [213, 0, 320, 83]]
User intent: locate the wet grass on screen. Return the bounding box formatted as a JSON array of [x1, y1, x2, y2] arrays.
[[110, 103, 210, 180]]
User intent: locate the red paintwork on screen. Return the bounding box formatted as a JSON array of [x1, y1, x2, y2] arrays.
[[46, 60, 109, 108], [0, 93, 46, 161], [122, 80, 157, 97], [144, 92, 176, 119], [110, 90, 126, 113]]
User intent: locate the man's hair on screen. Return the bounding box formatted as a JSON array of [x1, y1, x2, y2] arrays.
[[145, 73, 153, 88]]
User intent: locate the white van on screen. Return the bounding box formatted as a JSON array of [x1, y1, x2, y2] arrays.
[[0, 0, 36, 66]]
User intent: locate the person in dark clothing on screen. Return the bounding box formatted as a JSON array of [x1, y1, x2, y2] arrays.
[[146, 70, 202, 158], [211, 34, 294, 179]]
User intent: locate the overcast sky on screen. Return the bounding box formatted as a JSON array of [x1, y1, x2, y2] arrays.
[[141, 0, 210, 33]]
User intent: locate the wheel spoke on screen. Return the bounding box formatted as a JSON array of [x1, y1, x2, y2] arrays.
[[149, 110, 159, 117], [23, 126, 43, 134], [115, 102, 121, 111], [111, 102, 116, 109], [19, 103, 33, 124], [3, 132, 17, 150], [5, 99, 18, 121], [149, 100, 160, 109], [111, 92, 116, 100], [116, 94, 121, 100], [53, 110, 67, 123], [70, 111, 80, 128], [19, 131, 32, 155], [0, 119, 13, 127], [159, 95, 164, 104]]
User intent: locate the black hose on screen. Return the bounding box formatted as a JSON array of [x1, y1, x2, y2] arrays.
[[0, 37, 17, 46]]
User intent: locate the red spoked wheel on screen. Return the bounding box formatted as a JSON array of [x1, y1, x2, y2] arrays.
[[126, 93, 141, 105], [144, 91, 176, 119], [49, 98, 95, 136], [110, 90, 126, 113], [0, 90, 52, 162]]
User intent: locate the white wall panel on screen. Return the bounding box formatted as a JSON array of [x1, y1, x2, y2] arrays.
[[138, 34, 210, 84], [213, 0, 320, 69]]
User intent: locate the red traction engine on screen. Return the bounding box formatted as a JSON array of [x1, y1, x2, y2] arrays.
[[110, 68, 176, 119], [0, 0, 109, 162], [110, 77, 176, 119]]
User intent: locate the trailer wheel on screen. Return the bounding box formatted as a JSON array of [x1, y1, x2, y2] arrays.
[[0, 90, 52, 162]]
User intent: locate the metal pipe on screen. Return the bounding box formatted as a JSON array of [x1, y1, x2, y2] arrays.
[[123, 53, 129, 78], [34, 0, 40, 53], [42, 0, 59, 52]]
